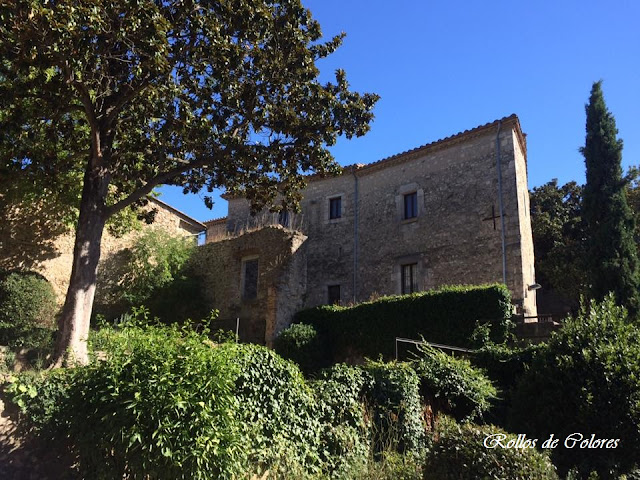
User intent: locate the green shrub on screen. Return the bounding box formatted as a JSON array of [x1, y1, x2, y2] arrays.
[[510, 295, 640, 478], [362, 361, 426, 455], [471, 342, 541, 426], [425, 417, 558, 479], [97, 229, 206, 322], [9, 322, 242, 479], [295, 284, 513, 362], [0, 271, 57, 349], [274, 323, 328, 374], [311, 364, 371, 474], [228, 343, 324, 475], [412, 345, 496, 421]]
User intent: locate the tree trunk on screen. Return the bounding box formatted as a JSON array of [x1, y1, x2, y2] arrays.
[[51, 168, 108, 367]]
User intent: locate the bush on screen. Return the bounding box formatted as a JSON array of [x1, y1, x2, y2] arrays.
[[412, 345, 496, 421], [0, 271, 57, 349], [274, 323, 328, 374], [97, 229, 206, 322], [311, 364, 371, 473], [227, 343, 324, 475], [424, 417, 558, 479], [510, 295, 640, 478], [9, 321, 242, 479], [471, 342, 541, 426], [295, 284, 513, 362], [362, 361, 426, 455]]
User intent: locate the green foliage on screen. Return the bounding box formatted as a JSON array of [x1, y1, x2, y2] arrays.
[[295, 284, 513, 361], [529, 179, 587, 306], [274, 323, 328, 374], [311, 364, 371, 474], [0, 271, 57, 349], [10, 322, 243, 479], [581, 81, 640, 313], [119, 230, 195, 306], [97, 230, 206, 322], [412, 345, 496, 421], [228, 343, 324, 475], [425, 416, 558, 480], [510, 295, 640, 478], [471, 342, 541, 426], [362, 361, 426, 455]]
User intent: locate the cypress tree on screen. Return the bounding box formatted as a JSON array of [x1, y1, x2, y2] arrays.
[[581, 81, 640, 314]]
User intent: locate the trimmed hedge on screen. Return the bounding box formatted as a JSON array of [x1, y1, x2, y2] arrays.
[[0, 271, 57, 349], [295, 284, 513, 361]]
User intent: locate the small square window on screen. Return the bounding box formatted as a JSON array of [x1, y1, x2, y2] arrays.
[[404, 192, 418, 220], [401, 263, 418, 295], [327, 285, 341, 305], [329, 197, 342, 220], [242, 258, 259, 300]]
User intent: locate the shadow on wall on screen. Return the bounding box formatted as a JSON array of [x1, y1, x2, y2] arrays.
[[0, 201, 70, 272]]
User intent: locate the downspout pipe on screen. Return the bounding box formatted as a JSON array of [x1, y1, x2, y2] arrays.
[[496, 121, 507, 285], [352, 170, 359, 303]]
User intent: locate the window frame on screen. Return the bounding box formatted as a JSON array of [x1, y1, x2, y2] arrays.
[[241, 257, 259, 301], [329, 196, 342, 220], [401, 262, 418, 295], [403, 191, 418, 220]]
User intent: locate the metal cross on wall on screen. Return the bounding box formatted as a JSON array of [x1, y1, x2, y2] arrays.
[[482, 205, 505, 230]]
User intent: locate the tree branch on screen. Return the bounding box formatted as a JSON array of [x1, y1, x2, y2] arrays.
[[104, 156, 212, 218]]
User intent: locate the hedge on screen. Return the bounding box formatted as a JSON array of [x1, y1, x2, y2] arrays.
[[294, 283, 513, 361]]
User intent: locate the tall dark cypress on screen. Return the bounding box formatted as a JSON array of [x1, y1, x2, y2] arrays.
[[581, 81, 640, 314]]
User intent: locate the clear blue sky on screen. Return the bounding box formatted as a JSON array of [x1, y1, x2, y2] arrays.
[[159, 0, 640, 222]]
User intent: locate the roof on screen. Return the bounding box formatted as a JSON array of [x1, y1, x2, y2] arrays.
[[203, 216, 228, 226], [148, 197, 207, 232], [336, 114, 525, 177], [221, 114, 526, 198]]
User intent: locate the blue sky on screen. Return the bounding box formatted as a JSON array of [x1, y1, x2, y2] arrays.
[[159, 0, 640, 222]]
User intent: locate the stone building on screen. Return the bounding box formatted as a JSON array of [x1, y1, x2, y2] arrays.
[[0, 196, 206, 303], [197, 114, 537, 345]]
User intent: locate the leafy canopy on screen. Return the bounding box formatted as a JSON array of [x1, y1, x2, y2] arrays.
[[0, 0, 379, 215]]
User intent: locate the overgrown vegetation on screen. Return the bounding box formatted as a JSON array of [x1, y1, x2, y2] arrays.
[[425, 416, 558, 479], [273, 323, 327, 374], [96, 229, 206, 323], [0, 270, 57, 350], [294, 284, 513, 362], [412, 344, 496, 421], [510, 295, 640, 478]]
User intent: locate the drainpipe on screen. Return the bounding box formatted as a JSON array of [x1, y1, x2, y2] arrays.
[[496, 121, 507, 285], [352, 170, 359, 303]]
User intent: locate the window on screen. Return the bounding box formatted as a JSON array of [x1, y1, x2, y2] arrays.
[[401, 263, 418, 294], [403, 192, 418, 219], [327, 284, 341, 305], [242, 258, 259, 300], [329, 197, 342, 219], [278, 210, 290, 227]]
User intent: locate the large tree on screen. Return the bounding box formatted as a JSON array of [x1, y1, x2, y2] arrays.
[[0, 0, 378, 365], [581, 81, 640, 313], [529, 179, 586, 308]]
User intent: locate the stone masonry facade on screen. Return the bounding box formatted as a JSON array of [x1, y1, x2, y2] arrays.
[[0, 197, 206, 304], [204, 115, 537, 344]]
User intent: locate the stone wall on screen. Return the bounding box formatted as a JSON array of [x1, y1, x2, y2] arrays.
[[220, 115, 537, 316], [0, 198, 203, 305], [193, 226, 307, 345]]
